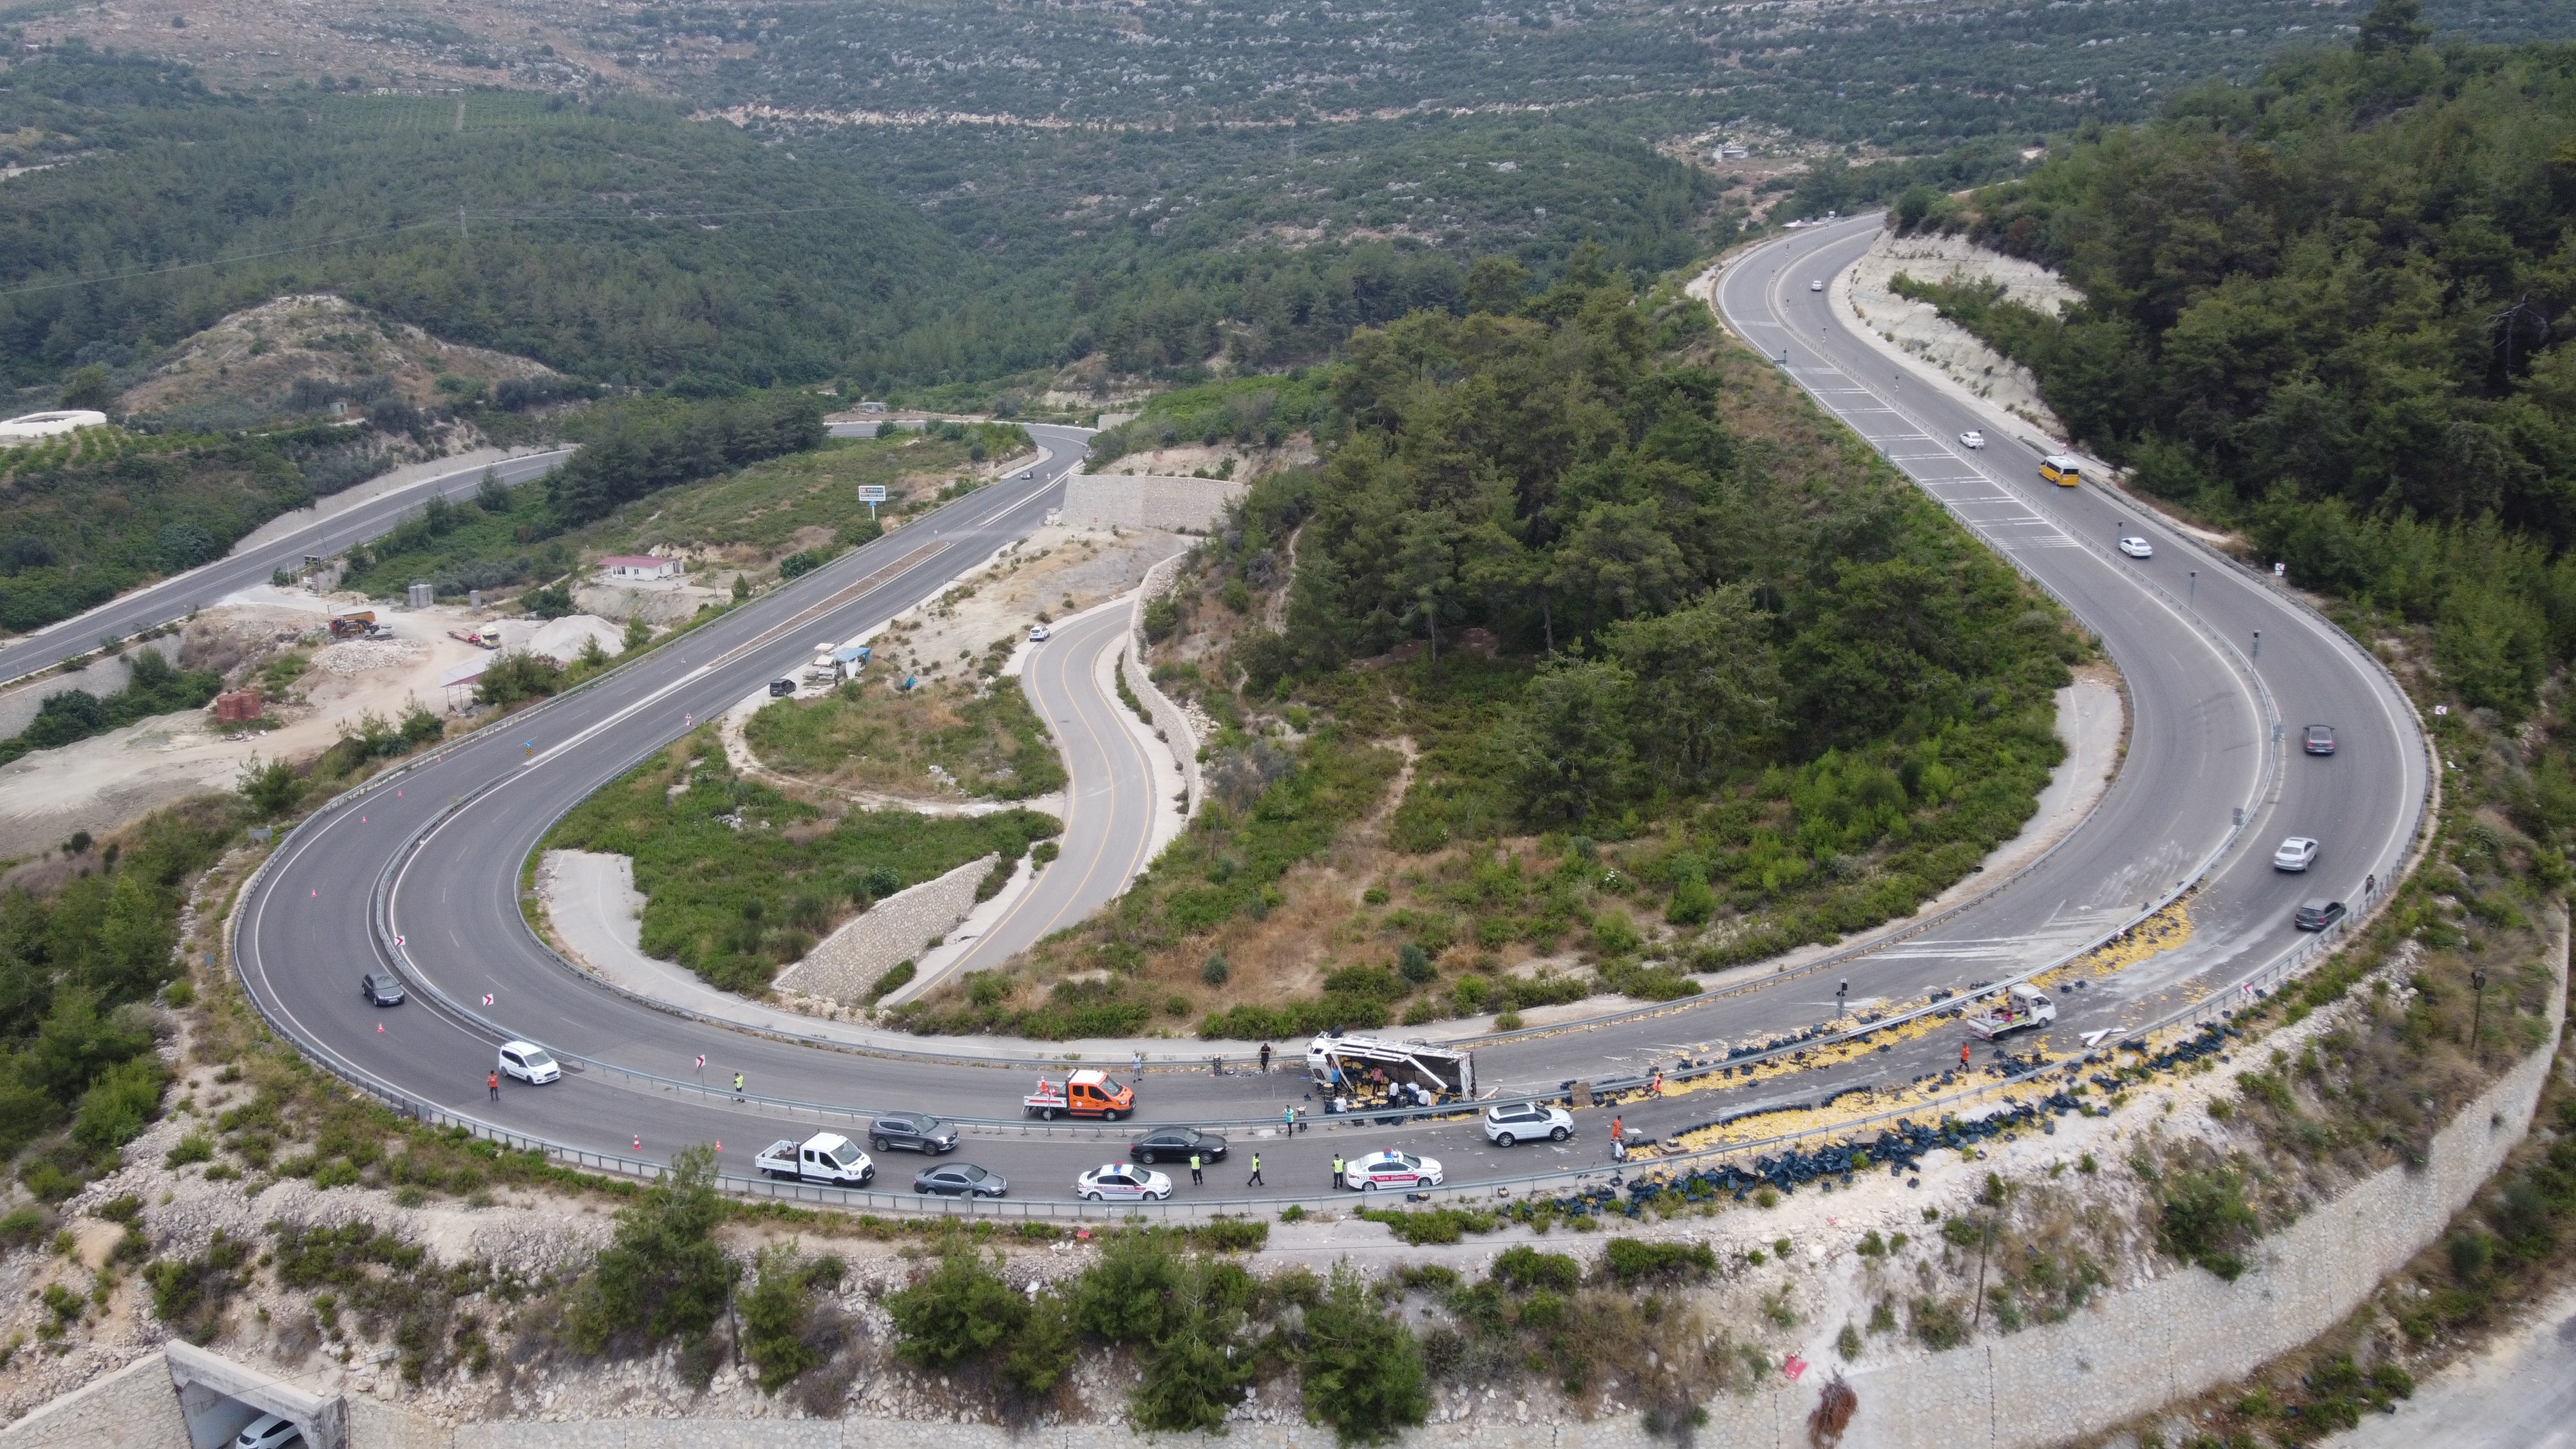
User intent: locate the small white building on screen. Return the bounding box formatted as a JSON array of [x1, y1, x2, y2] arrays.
[[0, 410, 107, 443], [597, 555, 681, 582]]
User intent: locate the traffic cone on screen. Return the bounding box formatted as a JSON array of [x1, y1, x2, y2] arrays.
[[633, 1134, 642, 1150], [376, 1023, 384, 1033]]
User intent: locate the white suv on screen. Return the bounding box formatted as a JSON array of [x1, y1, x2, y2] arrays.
[[1482, 1102, 1573, 1146], [497, 1041, 562, 1084]]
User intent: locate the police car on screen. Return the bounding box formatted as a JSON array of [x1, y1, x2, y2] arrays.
[[1343, 1150, 1444, 1191], [1076, 1162, 1173, 1202]]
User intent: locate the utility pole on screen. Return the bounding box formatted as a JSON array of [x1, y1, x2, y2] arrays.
[[2470, 967, 2488, 1064]]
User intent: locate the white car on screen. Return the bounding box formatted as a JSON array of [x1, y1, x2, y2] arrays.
[[1345, 1150, 1444, 1191], [1959, 430, 1985, 449], [235, 1413, 303, 1449], [1076, 1162, 1171, 1202], [1028, 624, 1052, 643], [2117, 536, 2154, 558], [497, 1041, 561, 1084], [2273, 837, 2319, 872], [1482, 1102, 1573, 1146], [1808, 279, 1824, 292]]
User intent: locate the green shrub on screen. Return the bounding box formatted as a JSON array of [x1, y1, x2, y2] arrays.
[[2156, 1170, 2259, 1282], [1075, 1229, 1184, 1345], [1492, 1245, 1580, 1293], [1003, 1285, 1080, 1396], [887, 1242, 1025, 1370], [1129, 1264, 1253, 1432], [71, 1056, 166, 1153], [1602, 1237, 1716, 1284], [165, 1133, 215, 1168], [568, 1145, 738, 1354], [144, 1230, 252, 1343], [741, 1245, 824, 1391], [1298, 1263, 1430, 1443]]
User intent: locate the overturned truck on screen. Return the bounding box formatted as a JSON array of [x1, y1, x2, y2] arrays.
[[1303, 1032, 1478, 1104]]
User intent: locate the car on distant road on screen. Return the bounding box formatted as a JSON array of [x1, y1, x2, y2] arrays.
[[1809, 279, 1824, 292], [2293, 899, 2347, 931], [1128, 1126, 1227, 1164], [360, 971, 405, 1007], [1482, 1102, 1573, 1146], [1028, 624, 1051, 643], [869, 1114, 960, 1155], [2273, 837, 2319, 872], [497, 1041, 559, 1084], [1345, 1150, 1443, 1191], [2118, 536, 2154, 558], [768, 677, 796, 697], [914, 1162, 1006, 1198], [1077, 1163, 1172, 1201], [2304, 724, 2337, 755], [1959, 430, 1985, 449]]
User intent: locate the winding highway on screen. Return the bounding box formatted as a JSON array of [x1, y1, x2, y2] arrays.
[[223, 223, 2429, 1211]]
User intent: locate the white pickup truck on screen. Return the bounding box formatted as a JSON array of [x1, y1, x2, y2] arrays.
[[755, 1132, 876, 1186], [1963, 983, 2058, 1041]]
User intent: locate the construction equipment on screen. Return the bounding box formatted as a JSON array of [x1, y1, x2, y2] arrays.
[[328, 611, 377, 639], [1964, 983, 2058, 1040]]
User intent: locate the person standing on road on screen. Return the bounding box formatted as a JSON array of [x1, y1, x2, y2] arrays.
[[1331, 1153, 1345, 1190], [1284, 1105, 1297, 1134], [734, 1071, 745, 1102], [1133, 1050, 1144, 1078], [1189, 1152, 1204, 1186], [1650, 1069, 1664, 1098], [1610, 1114, 1623, 1147], [488, 1070, 500, 1101], [1245, 1153, 1264, 1188], [1960, 1041, 1972, 1070], [1259, 1042, 1272, 1074]]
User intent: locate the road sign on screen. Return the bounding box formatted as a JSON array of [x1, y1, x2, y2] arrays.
[[856, 486, 887, 504]]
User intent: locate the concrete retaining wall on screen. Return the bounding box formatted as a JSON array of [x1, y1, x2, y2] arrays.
[[772, 855, 998, 1005], [1127, 553, 1202, 815], [1061, 473, 1245, 532]]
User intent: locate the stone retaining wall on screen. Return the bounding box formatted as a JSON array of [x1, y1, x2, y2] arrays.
[[770, 854, 998, 1005], [0, 1353, 182, 1447], [1061, 473, 1245, 532]]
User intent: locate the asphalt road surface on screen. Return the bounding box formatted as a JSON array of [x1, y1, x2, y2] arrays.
[[230, 227, 2428, 1208], [0, 450, 570, 685]]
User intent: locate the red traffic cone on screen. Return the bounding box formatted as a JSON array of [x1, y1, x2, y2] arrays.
[[376, 1023, 384, 1034], [633, 1134, 642, 1150]]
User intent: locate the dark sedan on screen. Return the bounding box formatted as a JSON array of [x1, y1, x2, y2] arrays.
[[2304, 724, 2336, 755], [360, 972, 406, 1007], [1127, 1126, 1227, 1164], [913, 1162, 1006, 1198], [870, 1114, 960, 1155], [2293, 899, 2347, 931]]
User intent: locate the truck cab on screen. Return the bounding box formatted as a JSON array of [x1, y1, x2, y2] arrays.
[[756, 1132, 875, 1185]]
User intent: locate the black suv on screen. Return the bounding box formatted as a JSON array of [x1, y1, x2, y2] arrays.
[[869, 1114, 960, 1154], [2293, 899, 2347, 931], [1128, 1126, 1227, 1164], [361, 972, 406, 1007]]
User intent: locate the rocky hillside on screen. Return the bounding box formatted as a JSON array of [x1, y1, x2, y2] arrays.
[[117, 294, 562, 432]]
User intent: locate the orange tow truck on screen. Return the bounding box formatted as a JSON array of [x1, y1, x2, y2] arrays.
[[1023, 1069, 1133, 1121]]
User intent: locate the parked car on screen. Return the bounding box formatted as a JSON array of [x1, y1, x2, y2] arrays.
[[1808, 279, 1824, 292], [1344, 1150, 1444, 1191], [2117, 536, 2154, 558], [2274, 837, 2320, 872], [1482, 1103, 1573, 1146], [235, 1414, 304, 1449], [869, 1114, 960, 1155], [360, 971, 405, 1007], [768, 677, 796, 697], [1077, 1163, 1172, 1201], [1028, 623, 1052, 642], [914, 1162, 1006, 1197], [2304, 724, 2337, 755], [497, 1041, 560, 1084], [1959, 429, 1985, 449], [2293, 899, 2347, 931], [1128, 1126, 1227, 1164]]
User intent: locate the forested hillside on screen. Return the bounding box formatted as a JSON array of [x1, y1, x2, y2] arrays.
[[902, 269, 2082, 1039], [1912, 15, 2576, 719]]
